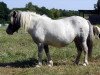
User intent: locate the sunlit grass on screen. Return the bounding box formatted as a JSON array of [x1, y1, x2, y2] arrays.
[[0, 27, 100, 75]]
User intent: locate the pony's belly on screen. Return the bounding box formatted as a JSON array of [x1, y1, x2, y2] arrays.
[[45, 38, 70, 48], [45, 34, 75, 48], [47, 42, 67, 48]]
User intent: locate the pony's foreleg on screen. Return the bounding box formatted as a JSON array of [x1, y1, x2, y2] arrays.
[[36, 43, 44, 67], [82, 41, 89, 66], [44, 44, 53, 67]]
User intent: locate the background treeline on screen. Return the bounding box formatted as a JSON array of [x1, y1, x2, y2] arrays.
[[0, 2, 10, 24], [0, 2, 79, 25]]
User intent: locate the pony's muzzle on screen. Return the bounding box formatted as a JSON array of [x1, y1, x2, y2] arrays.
[[6, 29, 13, 35]]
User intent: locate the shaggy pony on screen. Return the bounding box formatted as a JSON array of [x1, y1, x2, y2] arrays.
[[6, 11, 93, 67]]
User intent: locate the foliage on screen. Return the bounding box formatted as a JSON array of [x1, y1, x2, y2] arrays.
[[26, 2, 36, 11], [0, 2, 79, 25], [24, 2, 79, 19], [0, 2, 10, 24]]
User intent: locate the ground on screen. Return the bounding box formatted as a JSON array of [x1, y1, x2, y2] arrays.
[[0, 27, 100, 75]]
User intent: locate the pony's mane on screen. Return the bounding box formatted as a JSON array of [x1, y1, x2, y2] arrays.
[[19, 11, 51, 31]]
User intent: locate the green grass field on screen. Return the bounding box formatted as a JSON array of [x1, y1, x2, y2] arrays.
[[0, 27, 100, 75]]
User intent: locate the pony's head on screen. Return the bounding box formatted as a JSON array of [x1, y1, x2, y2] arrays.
[[6, 11, 21, 35]]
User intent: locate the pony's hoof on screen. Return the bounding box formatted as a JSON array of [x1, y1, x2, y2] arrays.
[[36, 63, 42, 67], [48, 60, 53, 67], [48, 64, 53, 67], [83, 63, 88, 66], [36, 64, 42, 67], [83, 63, 87, 66]]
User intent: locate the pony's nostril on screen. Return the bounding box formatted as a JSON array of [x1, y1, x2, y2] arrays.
[[99, 34, 100, 38]]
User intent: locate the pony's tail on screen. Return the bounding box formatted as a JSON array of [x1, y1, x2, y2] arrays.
[[87, 20, 94, 58]]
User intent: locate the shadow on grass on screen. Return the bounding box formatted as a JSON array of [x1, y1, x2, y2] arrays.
[[0, 58, 71, 68], [0, 58, 38, 68]]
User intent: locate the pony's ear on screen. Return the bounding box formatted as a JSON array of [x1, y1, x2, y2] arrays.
[[12, 10, 17, 17]]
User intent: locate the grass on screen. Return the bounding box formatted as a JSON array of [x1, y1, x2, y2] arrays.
[[0, 27, 100, 75]]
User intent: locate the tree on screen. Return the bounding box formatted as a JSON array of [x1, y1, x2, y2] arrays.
[[26, 2, 36, 11], [0, 2, 10, 24], [50, 8, 61, 19], [40, 7, 52, 18]]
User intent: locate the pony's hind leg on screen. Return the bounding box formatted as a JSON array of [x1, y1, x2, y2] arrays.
[[87, 35, 93, 58], [36, 43, 44, 67], [74, 37, 89, 66], [44, 44, 53, 67], [82, 40, 89, 66], [74, 37, 83, 65]]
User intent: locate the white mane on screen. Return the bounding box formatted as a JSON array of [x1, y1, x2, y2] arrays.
[[20, 11, 51, 31]]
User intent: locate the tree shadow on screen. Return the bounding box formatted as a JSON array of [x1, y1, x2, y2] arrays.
[[0, 58, 38, 68]]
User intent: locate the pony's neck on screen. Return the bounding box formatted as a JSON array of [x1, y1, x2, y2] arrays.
[[20, 11, 52, 31], [20, 11, 51, 31]]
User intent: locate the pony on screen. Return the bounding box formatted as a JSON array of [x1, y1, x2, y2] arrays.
[[6, 11, 93, 67], [93, 25, 100, 39]]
